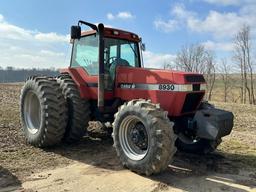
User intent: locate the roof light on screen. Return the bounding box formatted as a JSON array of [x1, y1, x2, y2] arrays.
[[113, 31, 119, 35]]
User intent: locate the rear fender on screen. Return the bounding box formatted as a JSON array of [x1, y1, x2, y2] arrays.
[[59, 67, 114, 100], [59, 67, 91, 98]]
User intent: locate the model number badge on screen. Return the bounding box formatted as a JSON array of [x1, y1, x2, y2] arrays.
[[158, 84, 175, 91]]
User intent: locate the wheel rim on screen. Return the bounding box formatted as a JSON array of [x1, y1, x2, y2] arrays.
[[23, 90, 41, 134], [119, 115, 149, 161]]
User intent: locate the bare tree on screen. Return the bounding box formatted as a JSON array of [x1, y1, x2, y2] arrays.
[[163, 61, 174, 70], [234, 25, 255, 104], [219, 59, 232, 102], [175, 44, 207, 73], [175, 43, 216, 100], [204, 51, 216, 101]]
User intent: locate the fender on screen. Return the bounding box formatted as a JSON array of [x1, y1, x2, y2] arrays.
[[60, 67, 113, 100], [60, 67, 92, 98]]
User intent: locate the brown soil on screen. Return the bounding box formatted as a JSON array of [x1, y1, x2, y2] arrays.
[[0, 83, 256, 192]]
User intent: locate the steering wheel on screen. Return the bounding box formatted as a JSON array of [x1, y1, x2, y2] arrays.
[[106, 56, 118, 67]]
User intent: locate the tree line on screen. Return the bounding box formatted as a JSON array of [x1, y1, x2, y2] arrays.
[[0, 67, 58, 83], [165, 24, 255, 105]]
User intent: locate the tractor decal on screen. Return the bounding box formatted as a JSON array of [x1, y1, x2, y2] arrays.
[[117, 83, 206, 92]]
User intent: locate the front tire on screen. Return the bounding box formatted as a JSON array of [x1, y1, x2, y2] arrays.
[[113, 99, 176, 175]]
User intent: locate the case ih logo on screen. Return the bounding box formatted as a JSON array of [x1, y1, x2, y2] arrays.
[[119, 83, 136, 89]]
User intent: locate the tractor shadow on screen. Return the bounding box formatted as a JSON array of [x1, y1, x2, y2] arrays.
[[0, 166, 22, 192], [149, 152, 256, 192], [49, 136, 256, 192], [49, 136, 123, 171]]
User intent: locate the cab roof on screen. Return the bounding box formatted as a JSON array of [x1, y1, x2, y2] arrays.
[[80, 27, 140, 42]]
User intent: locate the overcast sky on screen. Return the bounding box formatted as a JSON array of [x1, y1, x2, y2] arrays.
[[0, 0, 255, 69]]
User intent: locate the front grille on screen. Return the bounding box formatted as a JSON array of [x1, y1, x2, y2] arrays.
[[181, 93, 204, 113], [193, 84, 200, 91], [185, 75, 205, 83]]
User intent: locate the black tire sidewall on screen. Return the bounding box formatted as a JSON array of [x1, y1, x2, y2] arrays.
[[114, 107, 158, 169], [57, 74, 90, 143], [20, 80, 45, 145]]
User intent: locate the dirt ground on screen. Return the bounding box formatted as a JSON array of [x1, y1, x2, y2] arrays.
[[0, 83, 256, 192]]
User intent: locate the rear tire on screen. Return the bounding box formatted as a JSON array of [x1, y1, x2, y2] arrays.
[[57, 74, 90, 143], [113, 99, 176, 175], [20, 76, 67, 147]]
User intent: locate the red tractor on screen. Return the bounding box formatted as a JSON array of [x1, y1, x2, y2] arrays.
[[20, 21, 234, 175]]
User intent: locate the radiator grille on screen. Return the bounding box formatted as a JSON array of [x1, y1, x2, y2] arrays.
[[185, 75, 205, 83]]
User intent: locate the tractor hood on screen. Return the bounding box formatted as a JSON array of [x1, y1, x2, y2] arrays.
[[115, 66, 206, 116], [116, 66, 206, 88]]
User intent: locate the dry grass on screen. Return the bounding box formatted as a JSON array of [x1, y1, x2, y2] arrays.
[[211, 96, 256, 169]]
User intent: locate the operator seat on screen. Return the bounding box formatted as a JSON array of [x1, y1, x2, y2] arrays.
[[109, 58, 130, 81]]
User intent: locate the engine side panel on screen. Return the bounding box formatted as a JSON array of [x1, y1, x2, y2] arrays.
[[114, 67, 205, 116]]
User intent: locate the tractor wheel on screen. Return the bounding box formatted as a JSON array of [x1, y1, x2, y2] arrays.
[[175, 101, 222, 154], [20, 76, 67, 147], [57, 74, 90, 143], [112, 99, 176, 176]]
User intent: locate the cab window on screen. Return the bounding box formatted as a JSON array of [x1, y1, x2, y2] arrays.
[[71, 34, 99, 75], [120, 43, 138, 67], [110, 45, 117, 58], [104, 38, 140, 68]]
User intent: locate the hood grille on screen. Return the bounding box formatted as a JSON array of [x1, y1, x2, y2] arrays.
[[185, 75, 205, 83]]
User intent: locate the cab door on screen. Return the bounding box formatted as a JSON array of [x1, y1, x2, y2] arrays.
[[68, 34, 114, 100], [103, 38, 141, 92]]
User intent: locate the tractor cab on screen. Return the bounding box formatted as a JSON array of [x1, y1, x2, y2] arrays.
[[68, 21, 143, 108], [70, 27, 142, 87]]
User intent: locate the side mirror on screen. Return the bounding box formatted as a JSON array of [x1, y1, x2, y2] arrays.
[[141, 43, 146, 51], [71, 25, 81, 39]]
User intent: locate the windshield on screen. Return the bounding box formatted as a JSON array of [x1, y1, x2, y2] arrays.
[[71, 34, 99, 75], [70, 34, 141, 76]]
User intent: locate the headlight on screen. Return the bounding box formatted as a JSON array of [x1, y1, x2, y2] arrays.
[[200, 84, 207, 91], [177, 84, 193, 91]]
